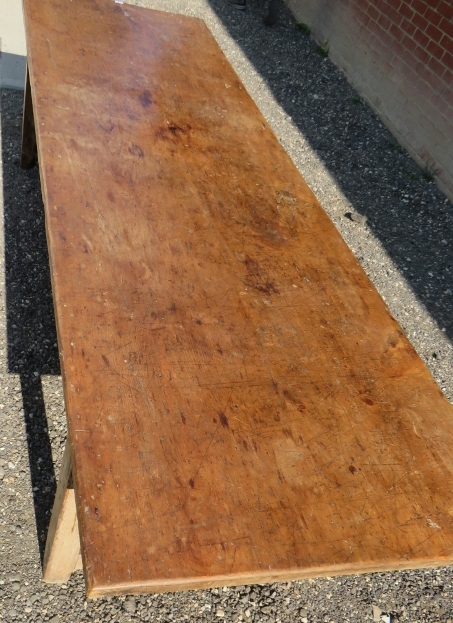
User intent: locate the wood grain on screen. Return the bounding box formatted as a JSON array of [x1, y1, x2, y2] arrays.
[[43, 439, 82, 583], [23, 0, 453, 598]]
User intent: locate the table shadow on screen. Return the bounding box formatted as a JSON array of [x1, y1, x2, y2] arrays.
[[1, 87, 60, 561]]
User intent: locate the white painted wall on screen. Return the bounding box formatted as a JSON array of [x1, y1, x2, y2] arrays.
[[0, 0, 27, 89]]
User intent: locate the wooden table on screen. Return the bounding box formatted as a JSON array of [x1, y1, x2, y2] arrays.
[[22, 0, 453, 599]]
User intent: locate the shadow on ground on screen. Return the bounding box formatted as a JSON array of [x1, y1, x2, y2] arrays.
[[208, 0, 453, 338], [1, 88, 59, 561]]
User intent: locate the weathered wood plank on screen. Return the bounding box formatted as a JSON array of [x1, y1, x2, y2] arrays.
[[23, 0, 453, 598], [43, 440, 81, 583]]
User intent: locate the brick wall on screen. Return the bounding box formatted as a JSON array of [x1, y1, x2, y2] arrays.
[[285, 0, 453, 200]]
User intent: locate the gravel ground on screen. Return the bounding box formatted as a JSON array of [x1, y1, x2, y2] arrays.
[[1, 0, 452, 621]]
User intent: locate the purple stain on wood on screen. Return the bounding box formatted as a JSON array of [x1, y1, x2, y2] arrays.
[[139, 90, 153, 108]]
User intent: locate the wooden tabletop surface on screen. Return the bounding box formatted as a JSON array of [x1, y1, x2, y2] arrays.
[[23, 0, 453, 598]]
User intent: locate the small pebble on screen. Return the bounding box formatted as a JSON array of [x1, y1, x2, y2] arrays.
[[123, 597, 136, 614], [344, 211, 367, 225], [11, 581, 21, 591], [372, 605, 382, 622], [216, 610, 225, 617]]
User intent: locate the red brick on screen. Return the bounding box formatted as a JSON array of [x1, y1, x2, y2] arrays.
[[360, 13, 372, 31], [398, 47, 418, 72], [410, 0, 428, 16], [365, 30, 383, 56], [437, 79, 452, 99], [384, 0, 403, 10], [439, 17, 453, 39], [379, 22, 395, 43], [442, 50, 453, 72], [427, 39, 446, 61], [412, 12, 429, 31], [413, 26, 431, 48], [383, 2, 403, 26], [424, 6, 443, 27], [354, 7, 371, 30], [378, 12, 392, 31], [426, 22, 444, 42], [443, 68, 453, 87], [440, 33, 453, 52], [428, 54, 447, 78], [389, 22, 404, 41], [400, 16, 417, 37], [355, 0, 371, 11], [437, 0, 453, 21], [396, 39, 419, 70], [374, 0, 390, 15], [416, 59, 438, 84], [367, 4, 380, 21], [401, 32, 419, 54], [414, 43, 431, 64], [368, 28, 394, 58], [399, 2, 415, 20]]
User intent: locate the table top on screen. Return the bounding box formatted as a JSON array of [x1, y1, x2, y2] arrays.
[[24, 0, 453, 598]]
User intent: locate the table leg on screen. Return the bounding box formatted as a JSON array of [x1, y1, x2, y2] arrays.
[[21, 64, 38, 169], [43, 439, 83, 583]]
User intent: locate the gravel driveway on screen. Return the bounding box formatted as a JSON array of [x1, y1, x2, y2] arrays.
[[0, 0, 452, 621]]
